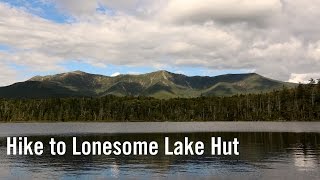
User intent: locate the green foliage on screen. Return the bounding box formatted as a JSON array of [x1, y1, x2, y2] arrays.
[[0, 71, 294, 99], [0, 83, 319, 122]]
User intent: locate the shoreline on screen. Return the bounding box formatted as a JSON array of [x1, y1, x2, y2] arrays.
[[1, 122, 320, 136]]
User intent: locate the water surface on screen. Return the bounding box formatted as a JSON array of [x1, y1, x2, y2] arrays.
[[0, 123, 320, 179], [0, 122, 320, 136]]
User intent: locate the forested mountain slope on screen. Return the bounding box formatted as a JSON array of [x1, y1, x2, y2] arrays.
[[0, 83, 319, 122], [0, 70, 294, 99]]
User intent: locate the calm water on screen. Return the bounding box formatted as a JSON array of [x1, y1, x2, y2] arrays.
[[0, 133, 320, 179], [0, 123, 320, 179], [1, 122, 320, 136]]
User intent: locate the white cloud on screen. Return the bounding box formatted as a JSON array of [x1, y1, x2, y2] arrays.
[[0, 0, 320, 86], [110, 72, 120, 77], [0, 61, 20, 86], [289, 73, 320, 83], [126, 71, 141, 75], [0, 51, 64, 72]]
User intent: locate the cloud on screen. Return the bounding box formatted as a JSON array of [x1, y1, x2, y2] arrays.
[[52, 0, 163, 18], [53, 0, 98, 17], [110, 72, 120, 77], [308, 41, 320, 60], [0, 61, 21, 86], [160, 0, 282, 25], [0, 51, 64, 72], [289, 73, 320, 83], [0, 0, 320, 86], [126, 71, 141, 75]]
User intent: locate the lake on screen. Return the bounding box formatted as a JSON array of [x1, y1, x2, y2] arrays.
[[0, 122, 320, 179]]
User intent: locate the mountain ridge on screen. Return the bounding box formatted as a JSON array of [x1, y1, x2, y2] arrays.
[[0, 70, 295, 99]]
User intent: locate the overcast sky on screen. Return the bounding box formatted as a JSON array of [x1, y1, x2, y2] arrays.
[[0, 0, 320, 86]]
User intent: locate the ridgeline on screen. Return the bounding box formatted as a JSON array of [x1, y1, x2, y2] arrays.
[[0, 70, 294, 99]]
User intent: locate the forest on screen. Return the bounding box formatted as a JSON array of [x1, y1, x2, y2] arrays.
[[0, 79, 319, 122]]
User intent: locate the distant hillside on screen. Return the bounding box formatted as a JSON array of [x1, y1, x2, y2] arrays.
[[0, 70, 295, 99]]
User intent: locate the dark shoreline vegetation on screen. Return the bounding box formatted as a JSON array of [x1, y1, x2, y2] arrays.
[[0, 81, 319, 122]]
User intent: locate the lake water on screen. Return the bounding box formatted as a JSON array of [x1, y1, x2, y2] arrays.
[[0, 122, 320, 179]]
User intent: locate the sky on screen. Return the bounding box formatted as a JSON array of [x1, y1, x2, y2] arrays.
[[0, 0, 320, 86]]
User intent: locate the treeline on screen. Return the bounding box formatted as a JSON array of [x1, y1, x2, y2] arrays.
[[0, 79, 320, 122]]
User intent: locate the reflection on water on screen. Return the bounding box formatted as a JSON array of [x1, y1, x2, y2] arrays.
[[0, 133, 320, 179]]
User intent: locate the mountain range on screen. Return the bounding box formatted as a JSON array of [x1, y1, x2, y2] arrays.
[[0, 70, 295, 99]]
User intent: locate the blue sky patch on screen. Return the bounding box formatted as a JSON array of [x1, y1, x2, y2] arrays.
[[1, 0, 70, 23]]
